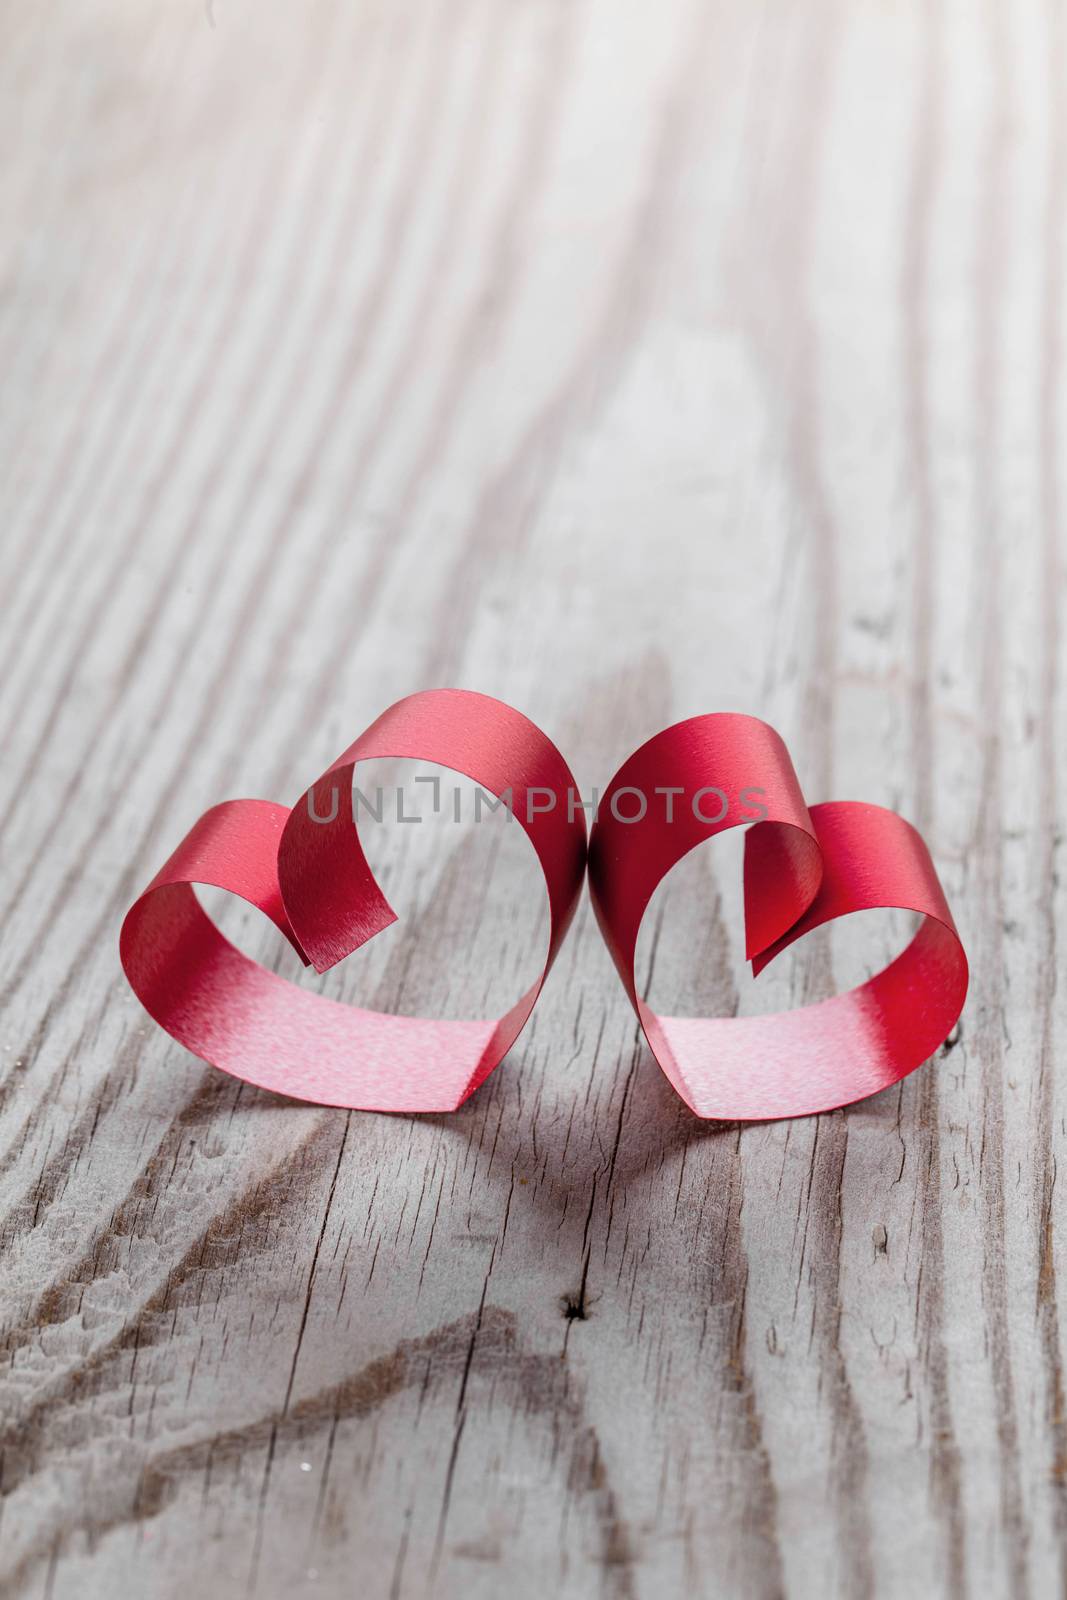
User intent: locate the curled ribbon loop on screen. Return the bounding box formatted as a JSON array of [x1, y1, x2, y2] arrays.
[[589, 714, 968, 1121], [120, 690, 587, 1112]]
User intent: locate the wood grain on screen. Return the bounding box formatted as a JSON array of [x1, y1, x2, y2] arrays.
[[1, 0, 1064, 1595]]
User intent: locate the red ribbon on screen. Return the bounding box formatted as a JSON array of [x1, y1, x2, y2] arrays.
[[589, 714, 968, 1119], [120, 690, 586, 1112], [120, 696, 967, 1120]]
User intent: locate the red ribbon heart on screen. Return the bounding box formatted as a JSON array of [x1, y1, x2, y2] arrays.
[[589, 714, 968, 1120], [119, 690, 587, 1112], [120, 697, 967, 1120]]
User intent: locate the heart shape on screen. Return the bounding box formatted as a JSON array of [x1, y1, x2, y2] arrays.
[[119, 691, 587, 1112], [122, 697, 966, 1121], [588, 713, 968, 1120]]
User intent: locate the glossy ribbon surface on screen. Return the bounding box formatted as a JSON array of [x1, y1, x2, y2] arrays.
[[588, 713, 968, 1120], [120, 690, 587, 1112]]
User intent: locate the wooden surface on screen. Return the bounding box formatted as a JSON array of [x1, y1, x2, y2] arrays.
[[1, 0, 1064, 1595]]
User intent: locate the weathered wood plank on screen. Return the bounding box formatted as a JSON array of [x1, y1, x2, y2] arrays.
[[1, 0, 1065, 1595]]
